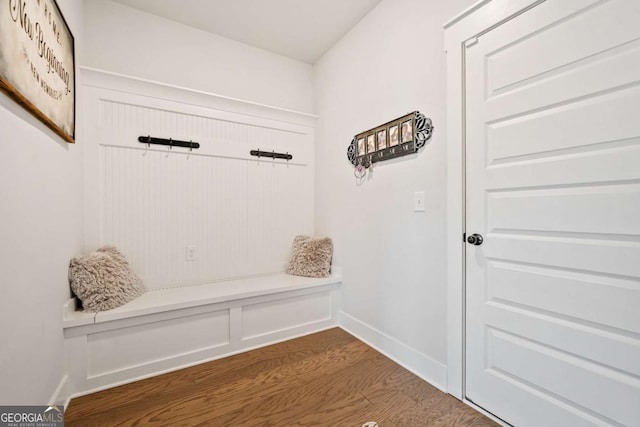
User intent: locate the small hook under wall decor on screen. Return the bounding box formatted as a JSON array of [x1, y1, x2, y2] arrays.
[[354, 157, 366, 179]]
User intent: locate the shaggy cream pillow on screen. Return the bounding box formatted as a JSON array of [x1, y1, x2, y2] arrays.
[[69, 246, 145, 312], [286, 235, 333, 278]]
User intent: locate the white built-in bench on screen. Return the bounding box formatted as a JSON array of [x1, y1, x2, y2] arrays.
[[63, 271, 341, 398]]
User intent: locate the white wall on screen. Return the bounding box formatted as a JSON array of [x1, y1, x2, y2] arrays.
[[0, 0, 84, 405], [314, 0, 475, 386], [83, 0, 315, 114]]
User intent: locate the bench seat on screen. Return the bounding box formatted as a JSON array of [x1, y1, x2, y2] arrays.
[[64, 271, 341, 326]]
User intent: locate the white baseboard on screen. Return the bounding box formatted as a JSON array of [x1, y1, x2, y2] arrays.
[[49, 374, 69, 408], [338, 311, 447, 392]]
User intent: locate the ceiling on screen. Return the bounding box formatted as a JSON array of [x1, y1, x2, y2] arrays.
[[112, 0, 383, 64]]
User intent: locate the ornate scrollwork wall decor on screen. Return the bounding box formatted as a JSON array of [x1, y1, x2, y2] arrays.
[[347, 111, 433, 169], [347, 137, 358, 166], [414, 112, 433, 150]]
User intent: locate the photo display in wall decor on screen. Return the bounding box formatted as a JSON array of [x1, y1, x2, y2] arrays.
[[0, 0, 75, 143], [347, 111, 433, 169]]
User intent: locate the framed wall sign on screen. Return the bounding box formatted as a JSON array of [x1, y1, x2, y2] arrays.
[[1, 0, 75, 143]]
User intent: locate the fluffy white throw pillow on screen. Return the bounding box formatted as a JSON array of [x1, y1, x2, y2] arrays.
[[68, 246, 145, 312], [286, 235, 333, 278]]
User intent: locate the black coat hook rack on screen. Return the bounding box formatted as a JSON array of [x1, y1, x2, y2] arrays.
[[138, 136, 200, 150], [250, 149, 292, 161]]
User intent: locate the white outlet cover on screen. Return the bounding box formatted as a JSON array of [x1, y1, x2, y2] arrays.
[[186, 245, 197, 261], [414, 191, 425, 212]]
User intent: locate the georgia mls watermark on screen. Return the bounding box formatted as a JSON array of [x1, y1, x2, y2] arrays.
[[0, 406, 63, 427]]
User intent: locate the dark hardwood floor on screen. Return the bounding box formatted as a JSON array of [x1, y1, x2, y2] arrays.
[[65, 328, 497, 426]]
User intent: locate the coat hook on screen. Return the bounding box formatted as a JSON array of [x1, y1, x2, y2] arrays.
[[147, 135, 151, 148]]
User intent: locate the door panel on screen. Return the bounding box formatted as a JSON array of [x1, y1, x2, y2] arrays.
[[487, 184, 640, 235], [486, 299, 640, 377], [485, 235, 640, 279], [465, 0, 640, 425], [488, 261, 640, 336], [485, 0, 640, 96], [487, 87, 640, 164], [487, 327, 638, 424]]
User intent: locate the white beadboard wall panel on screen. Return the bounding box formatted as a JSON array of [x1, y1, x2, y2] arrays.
[[247, 160, 314, 274], [83, 69, 316, 290], [101, 148, 252, 287]]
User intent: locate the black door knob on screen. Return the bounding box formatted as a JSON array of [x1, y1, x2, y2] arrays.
[[467, 233, 484, 246]]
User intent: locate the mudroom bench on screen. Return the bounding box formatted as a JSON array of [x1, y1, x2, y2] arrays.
[[62, 270, 341, 400]]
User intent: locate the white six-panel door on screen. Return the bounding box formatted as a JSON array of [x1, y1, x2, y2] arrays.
[[464, 0, 640, 425]]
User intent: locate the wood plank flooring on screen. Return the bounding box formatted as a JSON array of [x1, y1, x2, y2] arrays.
[[65, 328, 498, 426]]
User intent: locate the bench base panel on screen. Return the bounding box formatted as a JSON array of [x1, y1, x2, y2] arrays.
[[63, 284, 340, 404]]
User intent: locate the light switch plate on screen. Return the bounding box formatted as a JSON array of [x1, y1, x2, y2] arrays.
[[414, 191, 425, 212]]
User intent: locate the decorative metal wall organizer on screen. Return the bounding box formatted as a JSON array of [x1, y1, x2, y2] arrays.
[[347, 111, 433, 170]]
